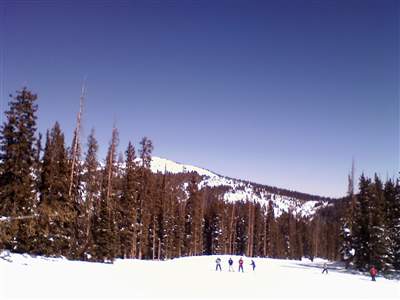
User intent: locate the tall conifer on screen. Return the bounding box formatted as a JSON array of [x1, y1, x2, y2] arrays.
[[0, 88, 38, 253]]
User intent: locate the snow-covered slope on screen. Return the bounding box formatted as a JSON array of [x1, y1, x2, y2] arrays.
[[150, 156, 329, 217], [150, 156, 217, 177], [1, 251, 398, 299]]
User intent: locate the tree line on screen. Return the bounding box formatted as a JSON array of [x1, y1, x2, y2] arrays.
[[0, 88, 399, 275], [340, 171, 400, 274]]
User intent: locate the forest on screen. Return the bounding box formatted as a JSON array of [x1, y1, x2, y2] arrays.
[[0, 88, 399, 275]]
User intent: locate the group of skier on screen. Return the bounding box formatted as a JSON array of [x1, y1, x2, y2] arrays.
[[215, 257, 256, 272], [220, 258, 378, 276], [215, 257, 378, 281]]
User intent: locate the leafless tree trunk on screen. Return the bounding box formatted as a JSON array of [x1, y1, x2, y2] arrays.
[[263, 214, 267, 257], [247, 201, 254, 257], [229, 203, 235, 254], [68, 82, 85, 197], [158, 237, 161, 260], [152, 218, 156, 260]]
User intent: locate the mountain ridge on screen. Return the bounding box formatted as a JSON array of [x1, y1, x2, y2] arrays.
[[148, 156, 336, 217]]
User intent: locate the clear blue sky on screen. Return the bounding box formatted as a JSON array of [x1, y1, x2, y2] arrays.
[[0, 0, 398, 198]]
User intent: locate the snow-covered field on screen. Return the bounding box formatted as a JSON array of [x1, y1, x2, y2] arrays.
[[1, 252, 399, 300]]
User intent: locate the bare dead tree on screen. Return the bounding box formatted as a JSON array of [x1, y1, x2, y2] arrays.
[[68, 81, 86, 197]]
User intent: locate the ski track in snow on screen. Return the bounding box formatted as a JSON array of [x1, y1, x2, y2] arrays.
[[1, 253, 399, 299]]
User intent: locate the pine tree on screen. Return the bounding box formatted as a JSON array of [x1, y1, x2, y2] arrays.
[[234, 201, 248, 255], [37, 122, 76, 257], [119, 142, 138, 259], [92, 127, 119, 262], [252, 202, 265, 257], [340, 166, 356, 268], [353, 174, 371, 270], [246, 200, 255, 257], [368, 175, 390, 271], [385, 178, 400, 270], [227, 202, 237, 255], [136, 137, 154, 259], [264, 200, 276, 257], [204, 192, 225, 255], [68, 127, 84, 259], [160, 173, 179, 259], [184, 175, 196, 256], [0, 88, 38, 253], [394, 178, 400, 270], [287, 209, 299, 259], [82, 129, 100, 260]]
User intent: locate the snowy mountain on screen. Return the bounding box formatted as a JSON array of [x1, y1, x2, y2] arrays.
[[148, 156, 332, 217]]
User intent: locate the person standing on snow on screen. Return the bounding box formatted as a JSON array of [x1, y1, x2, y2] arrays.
[[250, 259, 256, 271], [322, 262, 328, 274], [238, 257, 244, 272], [215, 257, 222, 271], [228, 257, 234, 272], [369, 265, 377, 281]]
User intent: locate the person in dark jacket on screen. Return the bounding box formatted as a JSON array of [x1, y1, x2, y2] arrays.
[[238, 257, 244, 272], [228, 257, 234, 272], [215, 257, 222, 271], [370, 265, 377, 281], [322, 262, 328, 274], [250, 260, 256, 271]]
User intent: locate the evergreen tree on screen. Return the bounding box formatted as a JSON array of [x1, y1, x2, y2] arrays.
[[92, 127, 119, 262], [136, 137, 154, 259], [340, 198, 355, 267], [119, 142, 138, 259], [340, 163, 357, 268], [246, 200, 255, 257], [204, 192, 224, 255], [184, 175, 204, 256], [0, 88, 38, 253], [37, 122, 75, 257], [352, 174, 371, 270], [265, 200, 277, 257], [150, 172, 168, 260], [68, 127, 84, 259], [368, 175, 390, 271], [252, 202, 265, 257], [82, 129, 100, 260], [394, 178, 400, 270], [234, 201, 249, 255], [385, 178, 400, 270], [161, 176, 176, 259], [226, 202, 237, 255]]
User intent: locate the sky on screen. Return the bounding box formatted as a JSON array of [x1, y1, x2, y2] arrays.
[[0, 0, 398, 198]]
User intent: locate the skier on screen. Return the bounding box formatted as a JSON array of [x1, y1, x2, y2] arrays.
[[228, 257, 234, 272], [250, 259, 256, 271], [369, 265, 377, 281], [238, 257, 244, 272], [215, 257, 222, 271], [322, 262, 328, 274]]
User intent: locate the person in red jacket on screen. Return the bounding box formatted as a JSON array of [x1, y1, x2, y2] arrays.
[[238, 257, 244, 272], [369, 265, 377, 281]]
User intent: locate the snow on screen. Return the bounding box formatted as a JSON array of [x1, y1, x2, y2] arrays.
[[1, 252, 399, 299], [149, 156, 217, 178]]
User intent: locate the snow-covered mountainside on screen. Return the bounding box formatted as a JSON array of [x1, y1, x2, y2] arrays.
[[149, 157, 331, 217]]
